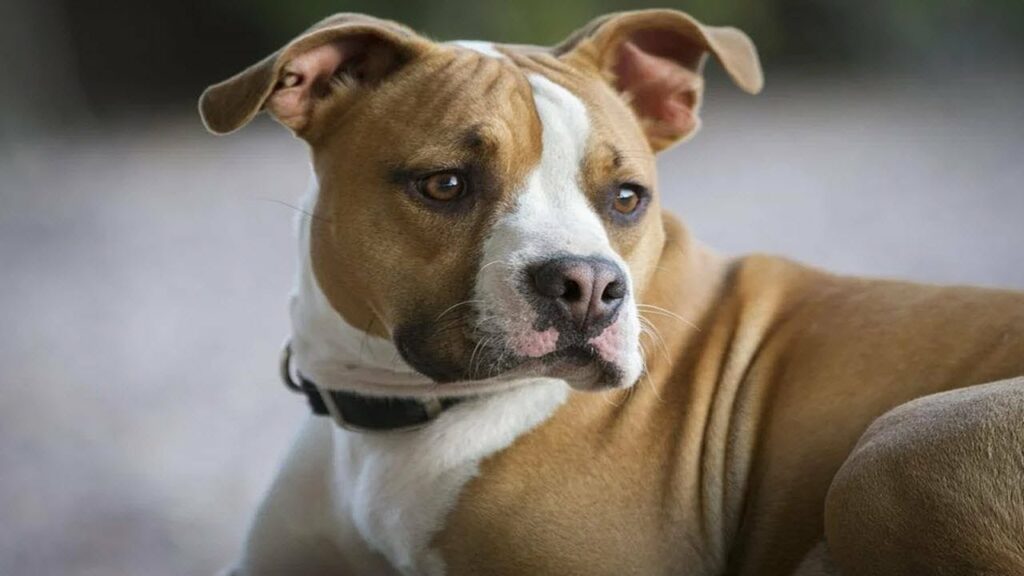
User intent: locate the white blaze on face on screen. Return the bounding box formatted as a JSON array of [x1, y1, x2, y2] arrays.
[[450, 40, 506, 59], [476, 73, 643, 389]]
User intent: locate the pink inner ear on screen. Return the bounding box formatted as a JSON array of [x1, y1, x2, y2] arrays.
[[614, 41, 701, 142], [267, 43, 347, 131]]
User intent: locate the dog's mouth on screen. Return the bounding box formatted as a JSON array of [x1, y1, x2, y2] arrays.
[[530, 344, 626, 389], [393, 321, 629, 393], [464, 341, 627, 391]]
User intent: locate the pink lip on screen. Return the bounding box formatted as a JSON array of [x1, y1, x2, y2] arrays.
[[510, 321, 626, 364], [512, 326, 560, 358], [588, 322, 623, 363]]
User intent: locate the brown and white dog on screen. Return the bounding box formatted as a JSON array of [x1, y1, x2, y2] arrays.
[[200, 10, 1024, 576]]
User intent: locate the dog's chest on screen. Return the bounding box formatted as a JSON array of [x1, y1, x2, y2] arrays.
[[329, 381, 567, 575]]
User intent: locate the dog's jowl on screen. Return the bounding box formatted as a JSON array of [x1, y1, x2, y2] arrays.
[[201, 10, 1024, 576]]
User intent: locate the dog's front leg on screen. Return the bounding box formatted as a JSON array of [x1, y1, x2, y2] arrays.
[[823, 377, 1024, 576], [228, 418, 397, 576]]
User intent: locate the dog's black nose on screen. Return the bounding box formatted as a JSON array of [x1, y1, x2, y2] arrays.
[[529, 256, 627, 331]]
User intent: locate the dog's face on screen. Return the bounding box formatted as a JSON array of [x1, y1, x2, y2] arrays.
[[201, 11, 761, 392]]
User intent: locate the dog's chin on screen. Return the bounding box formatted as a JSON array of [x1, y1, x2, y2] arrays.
[[529, 346, 629, 391], [468, 344, 637, 392]]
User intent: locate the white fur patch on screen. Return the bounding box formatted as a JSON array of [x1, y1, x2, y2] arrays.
[[474, 74, 644, 388], [334, 379, 567, 575], [450, 40, 505, 59]]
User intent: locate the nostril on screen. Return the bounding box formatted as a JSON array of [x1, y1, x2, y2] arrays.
[[531, 263, 568, 299], [602, 280, 626, 302], [563, 279, 582, 302]]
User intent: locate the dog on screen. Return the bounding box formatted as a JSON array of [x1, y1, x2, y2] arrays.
[[200, 10, 1024, 576]]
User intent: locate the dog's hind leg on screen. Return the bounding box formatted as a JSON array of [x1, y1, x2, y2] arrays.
[[823, 377, 1024, 576]]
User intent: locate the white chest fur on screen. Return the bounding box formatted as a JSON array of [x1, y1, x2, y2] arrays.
[[330, 381, 567, 574]]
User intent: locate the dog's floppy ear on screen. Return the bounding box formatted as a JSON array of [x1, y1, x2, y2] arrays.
[[199, 14, 429, 136], [556, 9, 763, 151]]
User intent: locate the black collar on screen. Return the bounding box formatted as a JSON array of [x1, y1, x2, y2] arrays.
[[279, 342, 463, 433]]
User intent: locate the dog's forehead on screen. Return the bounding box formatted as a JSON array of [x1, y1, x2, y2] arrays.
[[444, 39, 640, 136], [435, 40, 652, 185]]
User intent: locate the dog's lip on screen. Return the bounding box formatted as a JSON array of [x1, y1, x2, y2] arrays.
[[469, 336, 604, 366], [486, 341, 622, 382], [514, 339, 607, 365], [543, 343, 601, 362]]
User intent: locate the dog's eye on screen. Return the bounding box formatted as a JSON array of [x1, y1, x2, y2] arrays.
[[417, 172, 465, 202], [613, 186, 642, 214], [607, 183, 650, 224]]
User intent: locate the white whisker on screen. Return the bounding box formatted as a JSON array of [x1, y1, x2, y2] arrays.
[[636, 303, 701, 332], [478, 259, 508, 273], [435, 299, 484, 322]]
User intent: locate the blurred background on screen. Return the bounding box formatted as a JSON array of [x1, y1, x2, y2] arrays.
[[1, 1, 1022, 574]]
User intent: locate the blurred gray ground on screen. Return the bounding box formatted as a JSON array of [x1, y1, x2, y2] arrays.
[[1, 76, 1023, 575]]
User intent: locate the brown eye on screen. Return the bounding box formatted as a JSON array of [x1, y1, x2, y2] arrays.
[[417, 172, 465, 202], [613, 187, 641, 214]]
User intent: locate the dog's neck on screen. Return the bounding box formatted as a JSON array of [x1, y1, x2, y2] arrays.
[[648, 213, 730, 340]]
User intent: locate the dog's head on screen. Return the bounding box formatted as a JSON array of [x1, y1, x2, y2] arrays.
[[200, 11, 761, 393]]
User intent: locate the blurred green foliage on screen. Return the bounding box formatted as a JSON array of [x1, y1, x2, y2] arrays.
[[235, 0, 1024, 71], [241, 0, 776, 53], [19, 0, 1022, 121]]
